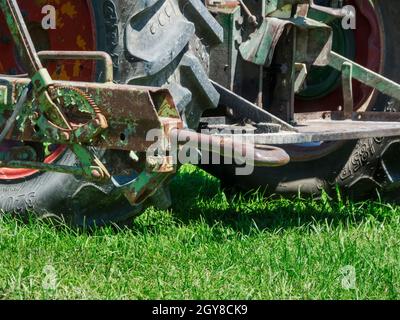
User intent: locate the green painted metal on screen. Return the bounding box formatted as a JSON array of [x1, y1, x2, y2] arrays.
[[239, 18, 285, 67], [239, 16, 332, 67], [341, 61, 353, 118], [298, 9, 356, 99], [328, 51, 400, 102], [209, 5, 242, 91]]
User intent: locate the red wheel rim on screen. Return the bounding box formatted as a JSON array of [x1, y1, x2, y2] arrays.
[[0, 0, 96, 180]]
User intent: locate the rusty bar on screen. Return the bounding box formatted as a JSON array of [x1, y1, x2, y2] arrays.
[[225, 120, 400, 145], [257, 66, 264, 108], [0, 76, 166, 151], [295, 111, 400, 123], [270, 25, 296, 123], [171, 128, 290, 167], [38, 51, 114, 83]]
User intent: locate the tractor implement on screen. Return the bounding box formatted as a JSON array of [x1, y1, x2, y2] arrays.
[[1, 0, 400, 224], [0, 0, 288, 211]]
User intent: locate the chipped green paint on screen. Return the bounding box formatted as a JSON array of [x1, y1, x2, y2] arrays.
[[328, 51, 400, 102], [53, 87, 94, 115], [122, 170, 172, 206]]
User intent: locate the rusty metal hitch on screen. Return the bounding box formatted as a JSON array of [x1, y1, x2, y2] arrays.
[[111, 127, 290, 207], [170, 128, 290, 167]]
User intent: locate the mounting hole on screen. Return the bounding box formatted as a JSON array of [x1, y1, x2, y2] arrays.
[[120, 133, 126, 142]]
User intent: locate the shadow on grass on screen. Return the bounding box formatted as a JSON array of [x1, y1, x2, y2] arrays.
[[165, 167, 397, 235], [3, 166, 398, 237]]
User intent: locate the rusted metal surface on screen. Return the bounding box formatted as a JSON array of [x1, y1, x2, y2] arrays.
[[269, 25, 296, 123], [341, 62, 354, 119], [216, 120, 400, 145], [3, 0, 400, 209], [0, 77, 179, 152], [171, 128, 290, 167], [239, 17, 332, 67], [295, 111, 400, 123]]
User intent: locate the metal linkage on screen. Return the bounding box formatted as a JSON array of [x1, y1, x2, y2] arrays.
[[329, 51, 400, 102]]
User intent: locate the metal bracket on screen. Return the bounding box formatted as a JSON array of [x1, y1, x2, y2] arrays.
[[329, 51, 400, 102], [341, 61, 353, 119]]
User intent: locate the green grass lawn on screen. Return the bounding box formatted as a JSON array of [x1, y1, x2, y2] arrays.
[[0, 165, 399, 300]]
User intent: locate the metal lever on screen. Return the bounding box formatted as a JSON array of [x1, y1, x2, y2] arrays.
[[309, 0, 352, 18]]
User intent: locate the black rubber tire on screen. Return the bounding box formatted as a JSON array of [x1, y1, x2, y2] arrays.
[[0, 0, 222, 226], [203, 0, 400, 200]]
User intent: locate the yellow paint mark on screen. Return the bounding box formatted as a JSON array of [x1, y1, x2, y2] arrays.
[[76, 35, 87, 50], [52, 65, 70, 81], [61, 2, 77, 19], [56, 15, 64, 28], [73, 60, 81, 77]]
